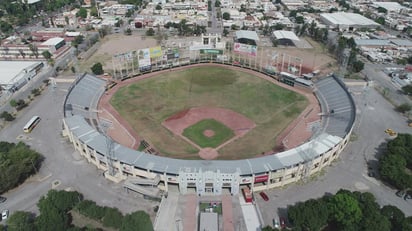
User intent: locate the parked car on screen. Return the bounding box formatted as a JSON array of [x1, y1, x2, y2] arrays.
[[1, 210, 9, 220], [273, 218, 280, 228], [259, 192, 269, 201], [396, 190, 405, 198], [0, 196, 6, 203], [280, 217, 286, 228]]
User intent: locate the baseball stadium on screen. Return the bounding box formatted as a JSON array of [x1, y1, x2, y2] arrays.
[[62, 44, 356, 197]]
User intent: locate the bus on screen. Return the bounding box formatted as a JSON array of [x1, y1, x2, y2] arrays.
[[23, 116, 41, 133]]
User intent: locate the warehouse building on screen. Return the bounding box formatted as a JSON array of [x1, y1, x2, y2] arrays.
[[320, 12, 380, 31], [0, 61, 44, 92]]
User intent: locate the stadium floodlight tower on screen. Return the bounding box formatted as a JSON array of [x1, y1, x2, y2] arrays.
[[99, 119, 116, 176]]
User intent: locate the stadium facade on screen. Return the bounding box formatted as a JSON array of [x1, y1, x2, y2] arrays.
[[62, 63, 355, 196]]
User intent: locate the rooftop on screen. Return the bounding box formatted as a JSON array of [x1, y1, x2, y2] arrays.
[[235, 30, 259, 41], [272, 30, 300, 41], [320, 12, 380, 27], [41, 37, 65, 46], [0, 61, 42, 86], [373, 2, 406, 12]]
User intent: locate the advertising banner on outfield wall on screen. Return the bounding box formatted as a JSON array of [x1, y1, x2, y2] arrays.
[[149, 46, 163, 59], [200, 49, 223, 55], [234, 42, 257, 57], [138, 48, 151, 68]]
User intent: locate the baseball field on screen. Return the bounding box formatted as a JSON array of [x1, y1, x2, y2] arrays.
[[110, 66, 308, 159]]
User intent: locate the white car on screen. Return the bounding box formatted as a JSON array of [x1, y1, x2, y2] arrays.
[[1, 209, 9, 220]]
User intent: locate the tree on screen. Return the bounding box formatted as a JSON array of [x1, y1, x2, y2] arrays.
[[402, 85, 412, 95], [377, 7, 387, 14], [379, 134, 412, 190], [42, 50, 52, 60], [328, 193, 362, 228], [0, 142, 43, 193], [90, 6, 98, 17], [155, 4, 162, 10], [222, 12, 230, 20], [77, 8, 87, 19], [0, 111, 15, 121], [223, 28, 229, 37], [352, 60, 364, 73], [102, 207, 123, 229], [295, 16, 304, 24], [125, 28, 132, 35], [91, 62, 104, 75], [6, 211, 35, 231], [121, 211, 153, 231], [381, 205, 406, 231], [28, 44, 39, 58], [396, 103, 412, 113], [376, 17, 385, 25], [214, 0, 221, 7], [36, 190, 82, 230], [146, 28, 155, 36], [288, 199, 329, 231]]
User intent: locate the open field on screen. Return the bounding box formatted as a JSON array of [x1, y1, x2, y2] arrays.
[[182, 119, 235, 148], [110, 66, 308, 159]]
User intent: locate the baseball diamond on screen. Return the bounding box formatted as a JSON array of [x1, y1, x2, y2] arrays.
[[62, 62, 355, 196], [109, 66, 307, 160]]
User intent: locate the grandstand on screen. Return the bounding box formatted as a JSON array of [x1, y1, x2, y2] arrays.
[[62, 63, 355, 196], [314, 76, 356, 137]]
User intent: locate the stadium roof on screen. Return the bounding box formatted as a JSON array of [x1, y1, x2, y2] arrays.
[[0, 61, 41, 86], [272, 30, 300, 41], [373, 2, 405, 12], [235, 30, 259, 41], [320, 12, 380, 27]]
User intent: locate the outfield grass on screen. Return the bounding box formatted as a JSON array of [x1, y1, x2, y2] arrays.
[[110, 66, 308, 159], [183, 119, 234, 148]]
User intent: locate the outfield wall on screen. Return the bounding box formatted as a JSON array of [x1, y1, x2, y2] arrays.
[[62, 63, 355, 196]]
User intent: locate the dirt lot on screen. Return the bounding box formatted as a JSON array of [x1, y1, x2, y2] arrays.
[[79, 33, 158, 73]]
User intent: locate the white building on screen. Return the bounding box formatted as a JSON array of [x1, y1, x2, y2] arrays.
[[0, 61, 44, 92], [320, 12, 380, 31]]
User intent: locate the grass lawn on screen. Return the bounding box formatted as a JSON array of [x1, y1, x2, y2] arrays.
[[199, 202, 223, 214], [70, 210, 117, 231], [183, 119, 234, 148], [110, 65, 308, 159]]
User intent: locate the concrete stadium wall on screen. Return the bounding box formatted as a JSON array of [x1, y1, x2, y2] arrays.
[[62, 61, 355, 195]]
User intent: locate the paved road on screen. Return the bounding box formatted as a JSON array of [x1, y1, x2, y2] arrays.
[[257, 84, 412, 227], [208, 0, 222, 34], [0, 77, 158, 224], [361, 62, 409, 107]]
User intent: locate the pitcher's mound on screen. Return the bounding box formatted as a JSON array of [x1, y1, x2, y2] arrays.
[[199, 148, 219, 160], [203, 129, 215, 137]]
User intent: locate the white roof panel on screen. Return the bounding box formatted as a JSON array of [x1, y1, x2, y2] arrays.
[[235, 30, 259, 41], [0, 61, 41, 85], [373, 2, 405, 12], [41, 37, 65, 46], [272, 30, 300, 41], [320, 12, 379, 27]]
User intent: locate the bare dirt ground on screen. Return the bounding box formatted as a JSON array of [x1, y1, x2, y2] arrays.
[[80, 33, 158, 72]]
